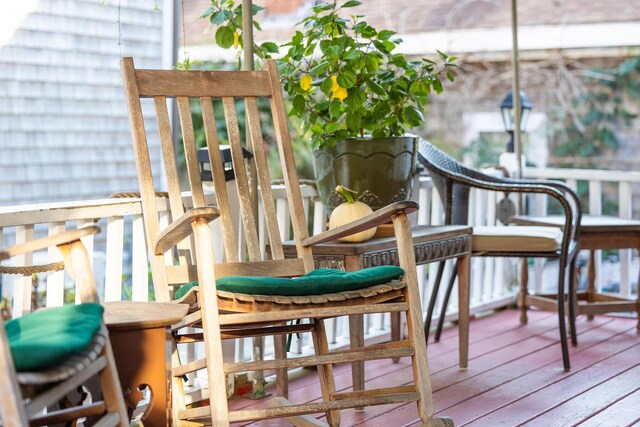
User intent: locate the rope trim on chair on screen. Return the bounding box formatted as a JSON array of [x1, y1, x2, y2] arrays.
[[109, 191, 170, 199], [0, 262, 65, 275], [216, 280, 406, 305]]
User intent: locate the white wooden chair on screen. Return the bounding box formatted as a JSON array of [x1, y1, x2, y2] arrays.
[[0, 226, 128, 426]]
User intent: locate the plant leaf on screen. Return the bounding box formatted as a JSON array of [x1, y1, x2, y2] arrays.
[[215, 26, 235, 49], [337, 70, 357, 88]]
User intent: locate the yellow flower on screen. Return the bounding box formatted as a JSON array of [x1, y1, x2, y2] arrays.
[[233, 31, 240, 49], [332, 86, 348, 102], [300, 74, 312, 91], [330, 75, 340, 92]]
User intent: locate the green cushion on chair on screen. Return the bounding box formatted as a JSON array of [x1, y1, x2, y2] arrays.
[[174, 266, 404, 299], [6, 303, 104, 372]]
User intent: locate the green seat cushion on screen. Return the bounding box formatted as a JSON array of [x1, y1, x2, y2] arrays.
[[6, 303, 104, 372], [174, 266, 404, 299]]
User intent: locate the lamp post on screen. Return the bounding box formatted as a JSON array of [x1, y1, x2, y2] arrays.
[[499, 91, 532, 153]]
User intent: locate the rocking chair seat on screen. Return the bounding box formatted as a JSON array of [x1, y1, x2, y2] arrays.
[[174, 265, 404, 299], [6, 302, 104, 372]]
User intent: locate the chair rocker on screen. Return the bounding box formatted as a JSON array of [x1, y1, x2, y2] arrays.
[[0, 226, 128, 426], [122, 57, 451, 426]]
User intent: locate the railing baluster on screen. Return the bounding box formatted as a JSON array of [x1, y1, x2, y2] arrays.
[[471, 189, 484, 304], [313, 200, 325, 236], [589, 180, 603, 291], [132, 214, 149, 302], [12, 225, 34, 317], [75, 219, 96, 304], [619, 182, 633, 298], [104, 216, 124, 302], [484, 191, 498, 301], [46, 222, 66, 307], [258, 201, 267, 259], [276, 198, 291, 242]]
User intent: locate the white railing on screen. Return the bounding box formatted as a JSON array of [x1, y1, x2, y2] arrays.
[[525, 166, 640, 299], [2, 168, 637, 391], [0, 198, 151, 317]]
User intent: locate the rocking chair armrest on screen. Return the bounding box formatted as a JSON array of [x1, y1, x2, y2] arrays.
[[155, 207, 220, 255], [0, 226, 101, 261], [302, 201, 419, 247]]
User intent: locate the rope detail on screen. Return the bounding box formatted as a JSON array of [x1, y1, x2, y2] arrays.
[[0, 262, 64, 275], [109, 191, 170, 199]]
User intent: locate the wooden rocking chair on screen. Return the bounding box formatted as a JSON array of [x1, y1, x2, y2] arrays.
[[0, 226, 128, 426], [122, 57, 450, 426]]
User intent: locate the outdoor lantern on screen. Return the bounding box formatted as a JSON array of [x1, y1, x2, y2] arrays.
[[198, 145, 253, 182], [499, 91, 533, 152]]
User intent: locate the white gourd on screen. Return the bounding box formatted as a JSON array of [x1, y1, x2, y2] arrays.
[[328, 186, 377, 242]]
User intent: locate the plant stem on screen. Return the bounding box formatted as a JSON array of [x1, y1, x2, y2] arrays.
[[335, 185, 357, 204]]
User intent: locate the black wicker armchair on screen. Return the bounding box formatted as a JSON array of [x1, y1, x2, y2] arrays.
[[418, 139, 581, 371]]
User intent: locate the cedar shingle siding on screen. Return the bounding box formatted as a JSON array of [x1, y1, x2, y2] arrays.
[[0, 0, 163, 206]]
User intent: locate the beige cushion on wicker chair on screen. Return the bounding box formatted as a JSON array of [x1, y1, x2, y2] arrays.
[[472, 226, 563, 253]]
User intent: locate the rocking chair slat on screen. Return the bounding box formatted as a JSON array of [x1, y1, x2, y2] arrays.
[[245, 96, 285, 260], [200, 96, 239, 261], [222, 96, 262, 261], [154, 96, 186, 224], [264, 60, 316, 272], [177, 96, 206, 208]]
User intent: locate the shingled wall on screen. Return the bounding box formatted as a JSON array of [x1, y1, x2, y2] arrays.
[[0, 0, 163, 206]]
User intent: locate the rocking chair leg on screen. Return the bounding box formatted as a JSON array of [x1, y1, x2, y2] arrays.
[[424, 261, 446, 343], [170, 341, 189, 427], [435, 266, 458, 342], [274, 334, 289, 399], [99, 340, 131, 427], [311, 318, 340, 426]]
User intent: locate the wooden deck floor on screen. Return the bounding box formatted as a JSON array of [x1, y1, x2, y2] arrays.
[[230, 309, 640, 426]]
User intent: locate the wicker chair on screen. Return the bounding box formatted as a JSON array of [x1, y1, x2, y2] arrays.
[[418, 140, 581, 371]]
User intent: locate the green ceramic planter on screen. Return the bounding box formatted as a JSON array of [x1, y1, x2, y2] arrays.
[[313, 135, 418, 212]]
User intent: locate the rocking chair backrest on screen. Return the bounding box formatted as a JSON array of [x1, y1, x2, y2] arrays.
[[122, 58, 314, 302]]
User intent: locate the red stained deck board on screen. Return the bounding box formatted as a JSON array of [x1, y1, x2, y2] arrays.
[[339, 311, 561, 425], [227, 310, 639, 426], [432, 317, 615, 409], [342, 315, 569, 425], [577, 388, 640, 427], [443, 318, 638, 425], [520, 366, 640, 426], [464, 340, 640, 425], [233, 309, 553, 416], [354, 315, 617, 427]]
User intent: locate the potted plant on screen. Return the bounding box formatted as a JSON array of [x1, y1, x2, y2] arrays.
[[202, 0, 456, 210]]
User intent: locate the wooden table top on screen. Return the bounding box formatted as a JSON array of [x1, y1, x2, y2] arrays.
[[511, 214, 640, 233], [282, 225, 472, 256], [104, 301, 188, 330]]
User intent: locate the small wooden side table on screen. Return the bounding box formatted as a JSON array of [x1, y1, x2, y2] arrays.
[[282, 225, 472, 394], [511, 215, 640, 328], [104, 301, 188, 426]]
